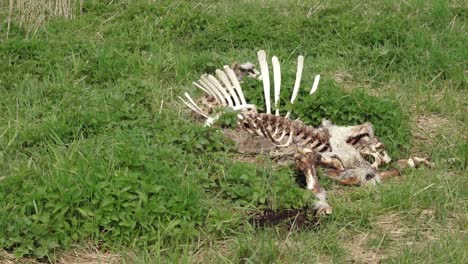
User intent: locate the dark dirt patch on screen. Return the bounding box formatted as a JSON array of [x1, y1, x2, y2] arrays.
[[249, 207, 320, 230], [222, 128, 276, 154], [222, 128, 298, 166]]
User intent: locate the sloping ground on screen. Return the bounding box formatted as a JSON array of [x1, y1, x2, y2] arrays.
[[0, 0, 466, 262]]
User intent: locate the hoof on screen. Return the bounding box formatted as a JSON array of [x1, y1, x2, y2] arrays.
[[314, 202, 332, 215]]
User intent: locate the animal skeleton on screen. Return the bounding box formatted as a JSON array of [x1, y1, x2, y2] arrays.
[[180, 50, 432, 215]]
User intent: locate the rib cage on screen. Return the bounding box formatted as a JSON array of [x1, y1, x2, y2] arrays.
[[179, 49, 411, 215], [179, 50, 320, 126], [238, 112, 330, 152]]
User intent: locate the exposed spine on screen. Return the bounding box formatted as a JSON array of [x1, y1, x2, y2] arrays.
[[238, 112, 330, 151]]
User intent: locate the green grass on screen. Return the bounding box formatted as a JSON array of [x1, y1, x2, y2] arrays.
[[0, 0, 467, 262]]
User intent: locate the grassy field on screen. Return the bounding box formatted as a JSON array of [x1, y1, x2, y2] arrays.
[[0, 0, 466, 263]]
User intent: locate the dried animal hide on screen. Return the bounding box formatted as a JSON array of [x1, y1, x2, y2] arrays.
[[231, 62, 260, 80], [180, 50, 432, 215]]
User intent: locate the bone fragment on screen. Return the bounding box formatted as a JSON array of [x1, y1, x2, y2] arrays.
[[183, 92, 208, 116], [295, 149, 332, 215], [223, 65, 247, 105], [397, 157, 434, 169], [192, 81, 210, 95], [258, 50, 271, 114], [216, 69, 241, 106], [206, 74, 234, 107], [193, 81, 219, 103], [272, 56, 281, 116], [310, 74, 320, 95], [232, 62, 260, 80], [232, 104, 256, 111], [179, 96, 208, 118], [198, 78, 226, 106], [286, 55, 304, 118]]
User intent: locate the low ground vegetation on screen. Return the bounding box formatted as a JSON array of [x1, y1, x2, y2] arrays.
[[0, 0, 466, 262]]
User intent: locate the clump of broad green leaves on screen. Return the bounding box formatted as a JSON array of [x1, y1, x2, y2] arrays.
[[223, 162, 311, 209], [0, 122, 232, 259], [218, 109, 240, 128]]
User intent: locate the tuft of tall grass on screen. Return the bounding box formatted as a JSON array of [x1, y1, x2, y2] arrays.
[[2, 0, 83, 38]]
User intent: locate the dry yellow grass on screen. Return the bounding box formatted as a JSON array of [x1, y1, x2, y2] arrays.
[[2, 0, 83, 37]]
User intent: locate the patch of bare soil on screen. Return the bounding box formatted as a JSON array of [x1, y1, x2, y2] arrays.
[[57, 250, 120, 264], [249, 208, 320, 230], [411, 114, 462, 156], [343, 212, 441, 263], [0, 249, 120, 264], [344, 233, 385, 264], [222, 129, 275, 154], [345, 210, 460, 263], [374, 213, 411, 244], [334, 70, 353, 86], [413, 113, 467, 143], [223, 128, 298, 167], [343, 213, 411, 263], [414, 114, 451, 139], [1, 250, 28, 264], [189, 239, 235, 263]]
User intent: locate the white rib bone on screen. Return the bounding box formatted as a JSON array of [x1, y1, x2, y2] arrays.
[[277, 126, 289, 142], [206, 74, 234, 107], [232, 104, 256, 111], [193, 81, 216, 101], [310, 74, 320, 95], [286, 55, 304, 118], [224, 66, 247, 105], [258, 50, 271, 114], [204, 116, 218, 127], [216, 69, 241, 106], [196, 79, 224, 105], [183, 92, 208, 115], [179, 95, 209, 118], [275, 125, 295, 147], [192, 81, 210, 95], [200, 75, 228, 106], [272, 56, 281, 116]]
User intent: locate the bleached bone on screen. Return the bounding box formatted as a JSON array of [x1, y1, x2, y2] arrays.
[[272, 56, 281, 116], [179, 96, 208, 118], [285, 55, 304, 118], [310, 74, 320, 95], [216, 69, 241, 106], [238, 112, 330, 151], [179, 93, 209, 117], [192, 81, 210, 95], [238, 114, 405, 191], [258, 50, 271, 114], [204, 74, 234, 107], [183, 50, 318, 128], [187, 65, 258, 126], [296, 149, 332, 214], [179, 92, 221, 127], [273, 56, 302, 135], [197, 78, 225, 106], [397, 157, 434, 169], [223, 65, 247, 105]]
